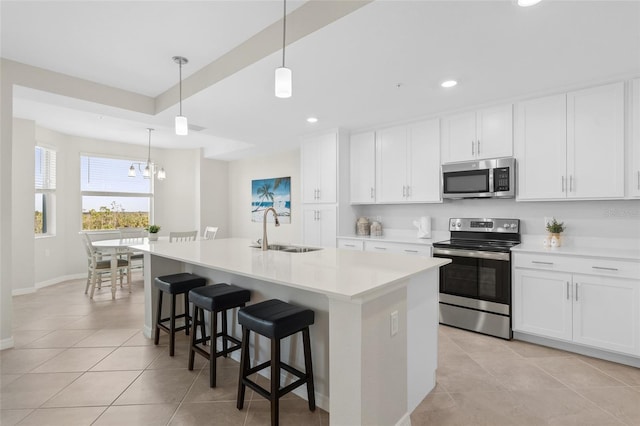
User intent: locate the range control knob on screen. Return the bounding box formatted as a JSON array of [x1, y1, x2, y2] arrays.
[[503, 223, 511, 229], [456, 222, 462, 228]]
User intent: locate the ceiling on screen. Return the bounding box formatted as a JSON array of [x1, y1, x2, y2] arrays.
[[3, 0, 640, 161]]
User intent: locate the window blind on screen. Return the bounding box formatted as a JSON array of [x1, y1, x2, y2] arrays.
[[35, 146, 56, 190], [80, 155, 151, 194]]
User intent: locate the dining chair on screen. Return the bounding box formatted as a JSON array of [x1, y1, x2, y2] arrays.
[[119, 228, 145, 277], [169, 230, 198, 242], [82, 233, 130, 298], [203, 226, 218, 240]]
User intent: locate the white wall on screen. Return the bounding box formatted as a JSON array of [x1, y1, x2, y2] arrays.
[[199, 156, 229, 238], [228, 149, 301, 244], [354, 198, 640, 242]]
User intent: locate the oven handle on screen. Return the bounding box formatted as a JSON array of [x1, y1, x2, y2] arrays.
[[433, 247, 510, 261]]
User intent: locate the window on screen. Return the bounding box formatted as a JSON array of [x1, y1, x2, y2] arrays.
[[80, 155, 152, 230], [35, 146, 56, 235]]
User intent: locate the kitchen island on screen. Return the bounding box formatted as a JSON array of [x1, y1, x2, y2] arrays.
[[133, 238, 449, 426]]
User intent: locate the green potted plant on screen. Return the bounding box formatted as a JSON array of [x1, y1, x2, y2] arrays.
[[146, 224, 161, 241], [545, 218, 565, 247]]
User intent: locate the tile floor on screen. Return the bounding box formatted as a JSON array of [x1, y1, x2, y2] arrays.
[[1, 277, 639, 425]]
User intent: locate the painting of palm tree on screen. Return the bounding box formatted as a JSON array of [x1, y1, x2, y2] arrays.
[[251, 177, 291, 223]]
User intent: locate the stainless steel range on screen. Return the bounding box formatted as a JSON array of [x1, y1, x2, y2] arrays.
[[433, 218, 520, 340]]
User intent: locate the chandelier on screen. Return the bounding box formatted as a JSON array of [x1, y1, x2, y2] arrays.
[[128, 128, 166, 180]]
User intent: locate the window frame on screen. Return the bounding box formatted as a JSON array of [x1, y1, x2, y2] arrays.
[[35, 145, 57, 238]]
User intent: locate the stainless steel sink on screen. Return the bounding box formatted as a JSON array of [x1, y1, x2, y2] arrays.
[[249, 244, 322, 253]]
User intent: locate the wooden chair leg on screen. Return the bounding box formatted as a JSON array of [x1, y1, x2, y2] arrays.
[[210, 310, 218, 387], [303, 328, 316, 411], [188, 305, 198, 370], [222, 309, 228, 357], [154, 290, 163, 345], [237, 327, 250, 410], [271, 337, 280, 426], [170, 294, 177, 356], [184, 293, 190, 336], [200, 308, 206, 347]]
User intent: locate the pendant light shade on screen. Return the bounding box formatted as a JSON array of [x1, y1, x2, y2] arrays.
[[128, 128, 166, 181], [173, 56, 189, 135], [275, 0, 291, 98], [275, 67, 292, 98], [157, 168, 166, 180], [128, 165, 136, 177]]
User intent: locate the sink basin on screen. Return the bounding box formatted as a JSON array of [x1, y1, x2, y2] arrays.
[[249, 244, 322, 253]]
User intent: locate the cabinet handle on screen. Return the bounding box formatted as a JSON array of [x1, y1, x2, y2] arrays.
[[317, 189, 321, 200], [374, 246, 387, 250], [316, 210, 320, 221], [569, 175, 573, 192], [575, 283, 579, 301], [532, 261, 554, 265], [566, 281, 570, 300], [592, 266, 619, 272], [477, 140, 480, 155], [406, 185, 411, 197], [471, 140, 475, 156], [561, 176, 565, 193], [344, 244, 356, 247], [404, 249, 418, 253], [637, 171, 639, 190], [370, 187, 375, 199], [402, 185, 406, 197]]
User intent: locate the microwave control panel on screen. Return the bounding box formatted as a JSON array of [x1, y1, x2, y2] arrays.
[[493, 167, 511, 192]]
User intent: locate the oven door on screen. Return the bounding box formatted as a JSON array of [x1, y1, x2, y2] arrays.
[[433, 248, 511, 306]]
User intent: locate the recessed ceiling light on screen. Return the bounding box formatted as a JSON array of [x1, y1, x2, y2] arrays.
[[306, 117, 318, 123], [518, 0, 542, 7], [441, 80, 458, 88]]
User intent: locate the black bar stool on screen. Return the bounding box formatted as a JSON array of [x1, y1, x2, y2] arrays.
[[236, 299, 315, 426], [188, 283, 251, 387], [154, 272, 206, 356]]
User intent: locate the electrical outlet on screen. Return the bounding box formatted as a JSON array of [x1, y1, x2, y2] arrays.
[[390, 310, 398, 336]]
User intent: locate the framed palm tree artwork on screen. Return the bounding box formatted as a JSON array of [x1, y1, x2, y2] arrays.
[[251, 176, 291, 223]]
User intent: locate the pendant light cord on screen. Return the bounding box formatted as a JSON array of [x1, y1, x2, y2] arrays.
[[178, 62, 183, 116], [147, 128, 152, 164], [282, 0, 287, 67]]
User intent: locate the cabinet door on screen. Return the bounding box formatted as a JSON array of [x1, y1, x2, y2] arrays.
[[630, 79, 640, 198], [441, 111, 476, 163], [301, 139, 320, 203], [515, 94, 567, 200], [476, 104, 513, 159], [350, 132, 376, 204], [302, 208, 321, 246], [316, 133, 337, 203], [407, 119, 441, 202], [316, 205, 337, 248], [567, 82, 624, 199], [376, 126, 408, 203], [513, 269, 573, 341], [572, 275, 640, 356], [337, 239, 363, 251]]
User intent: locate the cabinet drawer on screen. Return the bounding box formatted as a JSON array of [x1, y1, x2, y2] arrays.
[[364, 241, 431, 256], [513, 252, 640, 279], [337, 239, 364, 251]]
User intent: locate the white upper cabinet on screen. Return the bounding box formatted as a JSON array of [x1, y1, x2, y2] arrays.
[[376, 119, 441, 203], [516, 82, 625, 200], [441, 104, 513, 163], [301, 132, 337, 204], [515, 94, 567, 200], [350, 131, 376, 204], [567, 82, 624, 199], [630, 78, 640, 198]]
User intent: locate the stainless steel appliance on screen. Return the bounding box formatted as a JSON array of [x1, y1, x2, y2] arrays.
[[442, 157, 515, 199], [433, 218, 520, 339]]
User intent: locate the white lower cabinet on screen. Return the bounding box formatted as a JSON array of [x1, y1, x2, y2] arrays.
[[337, 239, 364, 251], [513, 254, 640, 356], [302, 206, 337, 248], [336, 238, 431, 256]]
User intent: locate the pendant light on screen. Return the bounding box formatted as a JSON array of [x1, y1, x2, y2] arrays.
[[128, 128, 166, 181], [275, 0, 292, 98], [173, 56, 189, 135]]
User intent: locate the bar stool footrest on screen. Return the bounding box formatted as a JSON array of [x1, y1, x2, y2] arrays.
[[242, 360, 309, 400]]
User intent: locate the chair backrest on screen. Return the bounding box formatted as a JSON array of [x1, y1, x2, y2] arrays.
[[119, 227, 146, 244], [82, 233, 99, 266], [203, 226, 218, 240], [169, 230, 198, 242]]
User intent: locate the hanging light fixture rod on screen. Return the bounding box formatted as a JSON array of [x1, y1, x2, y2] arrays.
[[129, 128, 166, 180], [275, 0, 292, 98], [173, 56, 189, 135]]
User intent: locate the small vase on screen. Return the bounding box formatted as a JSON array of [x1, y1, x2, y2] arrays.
[[549, 233, 562, 248], [148, 233, 159, 242]]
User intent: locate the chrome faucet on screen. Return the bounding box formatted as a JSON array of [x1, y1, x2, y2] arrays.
[[262, 207, 280, 251]]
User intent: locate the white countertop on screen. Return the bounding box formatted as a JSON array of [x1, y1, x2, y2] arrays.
[[133, 238, 450, 300], [513, 236, 640, 261]]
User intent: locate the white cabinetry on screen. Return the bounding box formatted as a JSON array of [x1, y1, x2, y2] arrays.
[[441, 104, 513, 163], [376, 119, 440, 203], [303, 205, 337, 248], [301, 132, 337, 204], [513, 252, 640, 356], [630, 78, 640, 197], [516, 82, 625, 200], [350, 131, 376, 204], [336, 238, 431, 256]]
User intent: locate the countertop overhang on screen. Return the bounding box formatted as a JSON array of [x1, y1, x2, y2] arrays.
[[132, 238, 449, 301]]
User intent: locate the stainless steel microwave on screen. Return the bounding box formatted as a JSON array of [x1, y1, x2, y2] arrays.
[[442, 157, 515, 199]]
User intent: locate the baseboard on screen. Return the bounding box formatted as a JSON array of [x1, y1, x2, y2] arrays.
[[394, 412, 411, 426], [12, 287, 36, 296], [36, 273, 85, 289], [0, 336, 15, 350]]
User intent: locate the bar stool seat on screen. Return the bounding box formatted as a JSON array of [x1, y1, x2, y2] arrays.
[[188, 283, 251, 387], [236, 299, 315, 426], [154, 273, 206, 356]]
